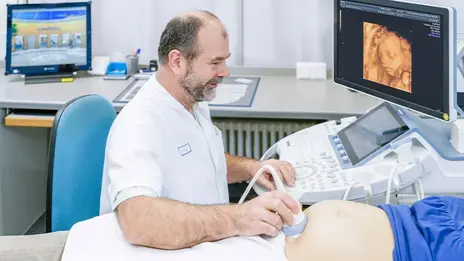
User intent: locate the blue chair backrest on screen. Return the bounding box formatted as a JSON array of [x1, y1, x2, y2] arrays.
[[46, 94, 116, 232]]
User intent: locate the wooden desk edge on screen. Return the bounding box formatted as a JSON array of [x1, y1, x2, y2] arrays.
[[4, 114, 54, 128]]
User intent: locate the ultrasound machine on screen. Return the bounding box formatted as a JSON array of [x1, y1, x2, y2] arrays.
[[4, 2, 92, 84], [253, 0, 464, 205]]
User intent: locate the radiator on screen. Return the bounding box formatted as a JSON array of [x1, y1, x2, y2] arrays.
[[213, 119, 318, 159]]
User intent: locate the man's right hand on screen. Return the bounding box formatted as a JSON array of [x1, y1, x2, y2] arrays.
[[232, 190, 301, 237]]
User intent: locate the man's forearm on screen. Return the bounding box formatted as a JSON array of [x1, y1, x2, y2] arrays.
[[116, 196, 239, 250], [225, 153, 259, 183]]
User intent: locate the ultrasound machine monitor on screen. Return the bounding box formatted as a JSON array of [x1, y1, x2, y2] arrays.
[[4, 2, 92, 77], [334, 0, 459, 122]]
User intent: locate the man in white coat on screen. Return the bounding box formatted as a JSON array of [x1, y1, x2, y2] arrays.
[[99, 10, 300, 250]]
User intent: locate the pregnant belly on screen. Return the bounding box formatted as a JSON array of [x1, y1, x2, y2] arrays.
[[284, 200, 395, 261]]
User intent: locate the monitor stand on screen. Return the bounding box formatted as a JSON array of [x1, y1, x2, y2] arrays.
[[24, 72, 76, 85]]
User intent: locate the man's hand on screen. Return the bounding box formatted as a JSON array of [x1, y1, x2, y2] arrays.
[[251, 159, 296, 190], [231, 190, 301, 237]]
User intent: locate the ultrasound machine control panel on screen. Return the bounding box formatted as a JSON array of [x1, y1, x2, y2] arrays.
[[254, 102, 449, 204]]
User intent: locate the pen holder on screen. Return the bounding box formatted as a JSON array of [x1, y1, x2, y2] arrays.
[[126, 55, 139, 76]]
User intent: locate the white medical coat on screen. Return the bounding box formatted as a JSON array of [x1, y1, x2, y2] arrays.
[[99, 75, 229, 214]]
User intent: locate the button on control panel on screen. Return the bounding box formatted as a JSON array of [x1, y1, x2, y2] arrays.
[[329, 134, 352, 168]]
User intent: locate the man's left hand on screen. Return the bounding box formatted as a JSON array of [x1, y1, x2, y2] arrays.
[[250, 159, 296, 191]]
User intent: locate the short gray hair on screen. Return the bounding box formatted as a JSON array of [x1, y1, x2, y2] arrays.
[[157, 10, 222, 65]]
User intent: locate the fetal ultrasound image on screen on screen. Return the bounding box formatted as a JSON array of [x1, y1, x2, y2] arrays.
[[10, 8, 87, 67], [363, 22, 412, 94]]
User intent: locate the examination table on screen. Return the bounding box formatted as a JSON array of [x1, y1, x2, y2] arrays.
[[0, 231, 68, 261]]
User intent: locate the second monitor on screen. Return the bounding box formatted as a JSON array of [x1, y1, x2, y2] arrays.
[[4, 2, 92, 78], [334, 0, 458, 122]]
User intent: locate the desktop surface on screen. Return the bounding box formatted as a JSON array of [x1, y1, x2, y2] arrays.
[[0, 67, 381, 120]]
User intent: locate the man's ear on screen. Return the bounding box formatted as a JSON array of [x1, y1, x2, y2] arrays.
[[167, 50, 182, 75]]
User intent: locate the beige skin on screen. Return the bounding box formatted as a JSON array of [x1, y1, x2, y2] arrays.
[[285, 200, 395, 261], [116, 11, 301, 250], [363, 22, 412, 93]]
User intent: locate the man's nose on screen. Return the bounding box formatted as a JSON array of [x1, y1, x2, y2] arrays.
[[217, 63, 230, 78]]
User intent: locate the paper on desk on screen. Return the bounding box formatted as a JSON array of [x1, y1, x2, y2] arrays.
[[209, 83, 248, 105], [235, 78, 253, 84]]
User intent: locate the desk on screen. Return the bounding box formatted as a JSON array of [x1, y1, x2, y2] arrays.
[[0, 67, 380, 236], [0, 67, 380, 121]]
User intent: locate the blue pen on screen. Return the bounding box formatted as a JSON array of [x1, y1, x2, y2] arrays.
[[136, 48, 141, 56]]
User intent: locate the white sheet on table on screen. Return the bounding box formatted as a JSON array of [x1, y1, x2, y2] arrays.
[[61, 213, 288, 261]]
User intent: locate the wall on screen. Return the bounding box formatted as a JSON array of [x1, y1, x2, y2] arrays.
[[1, 0, 464, 68], [243, 0, 333, 67], [90, 0, 242, 66]]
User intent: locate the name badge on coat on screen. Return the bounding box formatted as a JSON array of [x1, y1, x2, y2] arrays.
[[178, 143, 192, 156]]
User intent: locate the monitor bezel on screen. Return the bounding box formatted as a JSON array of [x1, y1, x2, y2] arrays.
[[4, 1, 92, 76], [333, 0, 457, 122]]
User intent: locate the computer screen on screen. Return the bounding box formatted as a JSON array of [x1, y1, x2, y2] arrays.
[[337, 102, 409, 165], [5, 2, 91, 75], [334, 0, 457, 122]]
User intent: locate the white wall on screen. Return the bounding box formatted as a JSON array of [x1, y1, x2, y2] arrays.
[[91, 0, 242, 66], [243, 0, 333, 68], [242, 0, 464, 68], [2, 0, 464, 67]]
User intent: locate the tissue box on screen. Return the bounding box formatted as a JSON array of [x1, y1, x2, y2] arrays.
[[451, 119, 464, 153], [106, 62, 127, 76], [104, 62, 129, 80], [296, 62, 327, 80]]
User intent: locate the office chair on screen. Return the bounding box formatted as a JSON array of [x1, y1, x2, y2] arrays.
[[46, 94, 116, 232]]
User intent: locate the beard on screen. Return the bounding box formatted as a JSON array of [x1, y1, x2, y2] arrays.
[[179, 65, 223, 102]]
